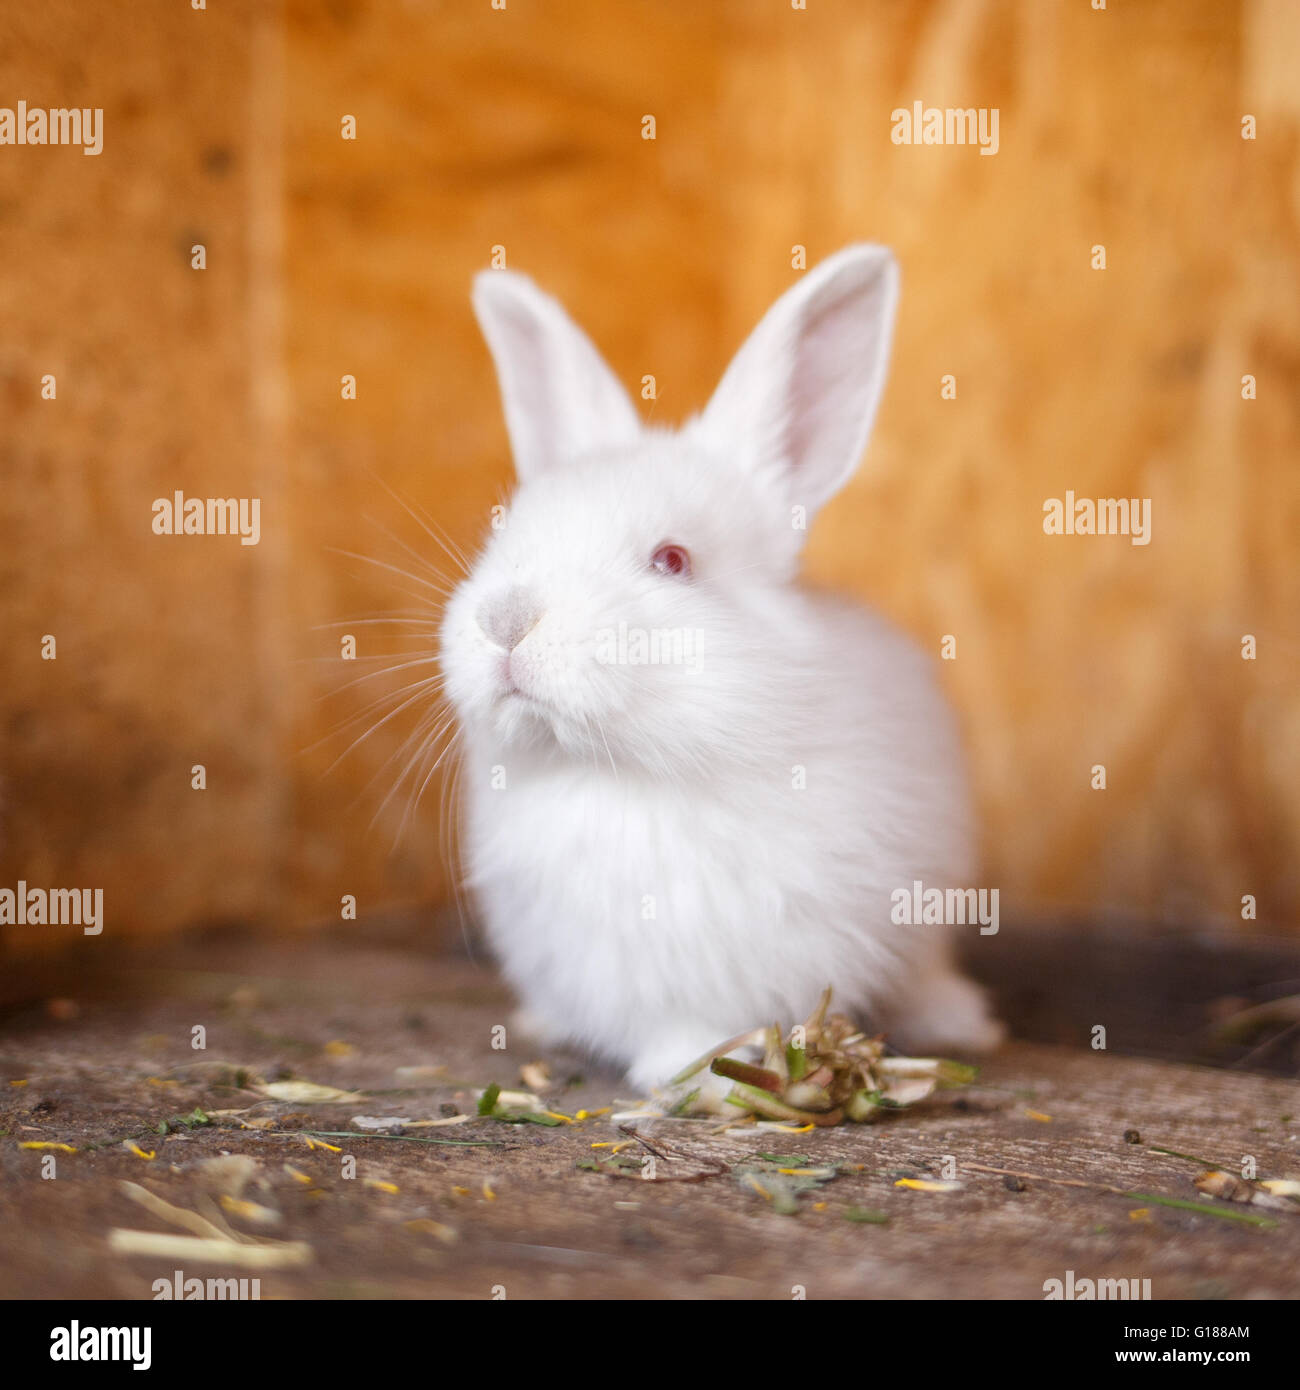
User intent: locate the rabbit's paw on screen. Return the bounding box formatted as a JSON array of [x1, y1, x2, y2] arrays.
[[507, 1004, 569, 1050], [891, 971, 1006, 1056], [627, 1026, 734, 1100]]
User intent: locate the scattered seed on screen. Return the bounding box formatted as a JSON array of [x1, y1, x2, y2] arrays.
[[405, 1218, 457, 1243], [257, 1081, 360, 1104], [108, 1231, 313, 1267], [219, 1195, 281, 1227], [519, 1062, 551, 1091]]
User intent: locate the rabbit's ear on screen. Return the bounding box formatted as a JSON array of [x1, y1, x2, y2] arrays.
[[472, 270, 641, 479], [694, 244, 899, 518]]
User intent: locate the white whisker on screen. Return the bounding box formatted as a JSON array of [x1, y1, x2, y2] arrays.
[[327, 547, 454, 599]]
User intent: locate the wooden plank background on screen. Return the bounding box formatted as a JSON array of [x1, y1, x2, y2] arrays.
[[0, 1, 283, 944], [1, 0, 1297, 951]]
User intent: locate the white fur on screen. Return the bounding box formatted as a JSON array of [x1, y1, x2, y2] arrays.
[[441, 246, 1003, 1091]]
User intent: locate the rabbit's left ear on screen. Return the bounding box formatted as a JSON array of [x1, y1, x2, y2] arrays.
[[692, 244, 899, 518]]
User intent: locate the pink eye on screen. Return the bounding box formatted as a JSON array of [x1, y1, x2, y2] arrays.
[[650, 542, 692, 579]]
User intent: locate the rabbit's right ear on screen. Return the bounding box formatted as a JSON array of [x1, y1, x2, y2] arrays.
[[472, 270, 641, 480]]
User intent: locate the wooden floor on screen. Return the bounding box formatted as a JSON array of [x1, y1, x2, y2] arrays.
[[1, 935, 1298, 1300]]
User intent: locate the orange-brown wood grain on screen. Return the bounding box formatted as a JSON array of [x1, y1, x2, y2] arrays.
[[1, 0, 1296, 950]]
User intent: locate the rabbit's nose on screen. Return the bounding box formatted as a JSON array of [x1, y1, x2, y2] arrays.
[[477, 586, 543, 652]]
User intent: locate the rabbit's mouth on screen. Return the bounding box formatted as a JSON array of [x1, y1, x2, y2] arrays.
[[496, 681, 557, 726], [500, 683, 545, 710], [499, 655, 546, 708]]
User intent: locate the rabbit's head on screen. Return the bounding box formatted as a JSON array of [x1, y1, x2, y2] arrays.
[[441, 245, 899, 772]]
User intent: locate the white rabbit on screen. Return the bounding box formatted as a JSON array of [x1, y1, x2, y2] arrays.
[[440, 245, 1003, 1092]]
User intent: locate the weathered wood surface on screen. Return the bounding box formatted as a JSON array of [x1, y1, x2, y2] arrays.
[[2, 936, 1297, 1300]]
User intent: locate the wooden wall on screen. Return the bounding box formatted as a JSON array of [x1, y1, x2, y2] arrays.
[[0, 1, 286, 946], [2, 0, 1298, 953]]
